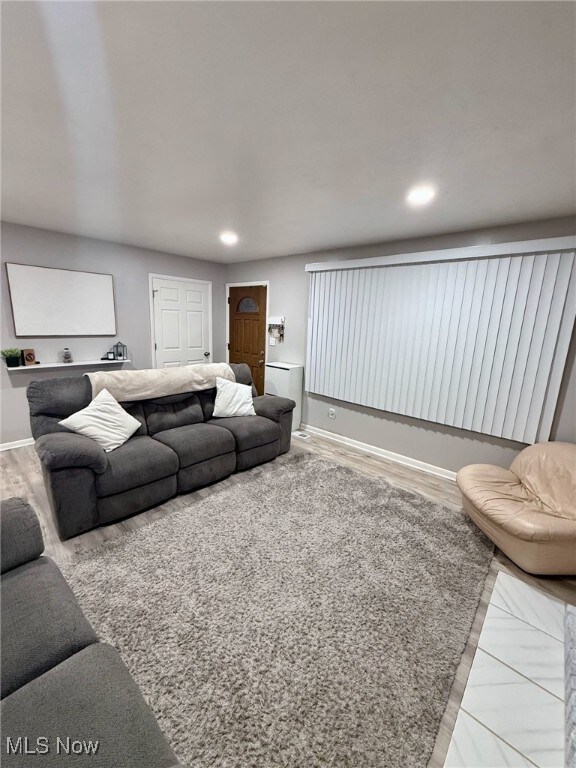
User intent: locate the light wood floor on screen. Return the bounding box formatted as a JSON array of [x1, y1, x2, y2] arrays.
[[2, 434, 574, 768]]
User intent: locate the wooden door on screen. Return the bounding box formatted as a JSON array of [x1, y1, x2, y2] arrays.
[[228, 285, 267, 394], [152, 277, 212, 368]]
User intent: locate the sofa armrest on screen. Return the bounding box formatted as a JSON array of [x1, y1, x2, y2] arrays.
[[1, 497, 44, 573], [253, 396, 295, 455], [35, 433, 108, 475], [252, 395, 296, 423]]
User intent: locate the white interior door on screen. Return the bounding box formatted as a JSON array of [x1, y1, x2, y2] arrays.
[[151, 276, 212, 368]]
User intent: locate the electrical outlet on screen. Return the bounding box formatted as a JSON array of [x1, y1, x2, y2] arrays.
[[269, 337, 276, 346], [328, 408, 336, 419]]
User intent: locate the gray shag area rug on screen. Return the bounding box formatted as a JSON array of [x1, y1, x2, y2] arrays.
[[62, 453, 493, 768]]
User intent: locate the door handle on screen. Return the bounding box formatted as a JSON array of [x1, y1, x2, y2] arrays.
[[258, 359, 264, 365], [204, 352, 210, 357]]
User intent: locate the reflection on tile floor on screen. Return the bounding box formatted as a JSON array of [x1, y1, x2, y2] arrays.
[[444, 573, 566, 768], [490, 572, 565, 641], [445, 710, 533, 768], [479, 603, 564, 699]]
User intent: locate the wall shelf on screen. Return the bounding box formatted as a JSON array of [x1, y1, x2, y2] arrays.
[[6, 359, 131, 373]]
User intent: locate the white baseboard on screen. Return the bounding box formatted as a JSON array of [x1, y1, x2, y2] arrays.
[[0, 438, 34, 452], [299, 424, 457, 481]]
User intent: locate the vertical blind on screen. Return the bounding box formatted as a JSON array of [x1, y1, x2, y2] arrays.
[[306, 239, 576, 443]]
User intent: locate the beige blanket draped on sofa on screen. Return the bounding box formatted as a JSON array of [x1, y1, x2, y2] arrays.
[[85, 362, 235, 402]]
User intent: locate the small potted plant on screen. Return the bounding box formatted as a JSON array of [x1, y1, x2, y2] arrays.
[[1, 348, 22, 368]]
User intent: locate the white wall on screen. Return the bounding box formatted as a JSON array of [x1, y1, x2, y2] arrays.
[[3, 217, 574, 470], [1, 223, 227, 444], [227, 216, 576, 472]]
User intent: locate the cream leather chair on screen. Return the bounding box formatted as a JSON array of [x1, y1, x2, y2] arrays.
[[457, 442, 576, 575]]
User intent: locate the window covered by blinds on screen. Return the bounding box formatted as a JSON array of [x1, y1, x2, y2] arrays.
[[305, 238, 576, 443]]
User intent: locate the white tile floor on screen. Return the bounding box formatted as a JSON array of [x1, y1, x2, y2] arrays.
[[444, 572, 566, 768]]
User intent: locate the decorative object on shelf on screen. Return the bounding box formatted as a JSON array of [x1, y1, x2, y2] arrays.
[[22, 349, 36, 366], [107, 351, 116, 360], [268, 316, 285, 344], [1, 348, 22, 368], [62, 348, 73, 364], [113, 341, 128, 360]]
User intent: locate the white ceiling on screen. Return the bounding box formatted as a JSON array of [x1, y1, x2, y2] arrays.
[[2, 1, 575, 263]]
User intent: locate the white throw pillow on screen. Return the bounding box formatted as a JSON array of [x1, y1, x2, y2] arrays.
[[213, 376, 256, 418], [59, 388, 141, 452]]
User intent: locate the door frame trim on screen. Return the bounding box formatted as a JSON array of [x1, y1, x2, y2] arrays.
[[226, 281, 270, 367], [149, 273, 213, 368]]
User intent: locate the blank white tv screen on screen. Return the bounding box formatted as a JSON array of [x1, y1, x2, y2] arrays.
[[6, 263, 117, 337]]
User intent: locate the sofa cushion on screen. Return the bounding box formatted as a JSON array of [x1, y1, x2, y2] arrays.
[[95, 436, 178, 497], [122, 402, 148, 436], [153, 423, 235, 468], [27, 377, 92, 439], [229, 362, 258, 397], [1, 557, 98, 699], [176, 453, 236, 493], [98, 476, 177, 524], [509, 441, 576, 519], [143, 393, 204, 435], [457, 463, 543, 532], [27, 376, 92, 419], [236, 440, 280, 471], [0, 643, 177, 768], [198, 388, 216, 421], [209, 415, 281, 452], [457, 463, 576, 542]]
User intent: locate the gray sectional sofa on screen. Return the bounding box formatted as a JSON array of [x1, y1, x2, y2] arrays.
[[27, 364, 295, 539], [0, 497, 183, 767]]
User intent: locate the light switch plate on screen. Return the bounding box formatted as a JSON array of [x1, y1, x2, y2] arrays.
[[269, 337, 276, 346]]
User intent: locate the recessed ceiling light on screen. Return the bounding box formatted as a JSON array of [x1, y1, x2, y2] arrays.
[[406, 184, 437, 208], [220, 230, 239, 246]]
